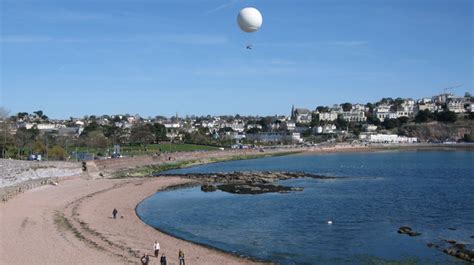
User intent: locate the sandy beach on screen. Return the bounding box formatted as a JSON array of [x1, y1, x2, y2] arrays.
[[0, 175, 263, 264]]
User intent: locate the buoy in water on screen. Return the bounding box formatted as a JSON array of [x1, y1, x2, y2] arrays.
[[327, 220, 333, 225]]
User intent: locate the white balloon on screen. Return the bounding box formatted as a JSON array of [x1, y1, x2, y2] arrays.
[[237, 7, 263, 33]]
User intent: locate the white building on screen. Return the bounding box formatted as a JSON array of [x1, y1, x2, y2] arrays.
[[223, 120, 245, 132], [447, 97, 467, 113], [291, 107, 312, 124], [397, 99, 417, 118], [363, 124, 378, 132], [359, 134, 417, 144], [374, 105, 391, 121], [163, 122, 180, 129], [313, 124, 336, 134], [246, 132, 303, 143], [246, 124, 263, 130], [319, 112, 338, 122], [342, 111, 366, 122], [432, 93, 454, 104], [418, 102, 437, 112], [283, 121, 296, 131], [352, 104, 368, 112], [467, 103, 474, 112]]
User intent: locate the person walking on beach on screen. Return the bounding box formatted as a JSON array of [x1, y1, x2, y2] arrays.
[[141, 253, 150, 265], [160, 253, 167, 265], [112, 208, 118, 219], [178, 249, 185, 265], [153, 240, 160, 257]]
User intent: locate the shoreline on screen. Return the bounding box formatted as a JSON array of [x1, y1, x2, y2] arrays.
[[0, 176, 264, 264], [134, 181, 273, 264], [1, 145, 473, 264]]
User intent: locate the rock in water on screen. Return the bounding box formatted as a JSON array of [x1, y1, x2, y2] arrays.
[[443, 244, 474, 263], [200, 184, 217, 192], [427, 243, 438, 248], [398, 226, 412, 234], [397, 226, 421, 237], [217, 184, 304, 195]]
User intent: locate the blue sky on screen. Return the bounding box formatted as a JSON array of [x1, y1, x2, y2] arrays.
[[1, 0, 472, 118]]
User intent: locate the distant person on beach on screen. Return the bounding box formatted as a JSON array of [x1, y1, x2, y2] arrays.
[[153, 240, 160, 257], [140, 253, 149, 265], [178, 249, 185, 265], [112, 208, 118, 219], [160, 253, 167, 265]]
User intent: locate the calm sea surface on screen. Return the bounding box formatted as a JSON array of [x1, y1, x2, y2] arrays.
[[136, 151, 474, 264]]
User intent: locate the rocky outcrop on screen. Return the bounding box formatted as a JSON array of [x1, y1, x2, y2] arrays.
[[163, 171, 336, 185], [401, 226, 474, 263], [443, 244, 474, 263], [164, 171, 335, 195], [200, 184, 217, 192], [399, 120, 474, 141], [397, 226, 421, 237], [217, 184, 303, 195]]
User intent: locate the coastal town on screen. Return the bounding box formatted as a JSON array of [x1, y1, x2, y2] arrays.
[[2, 0, 473, 264], [1, 91, 473, 160]]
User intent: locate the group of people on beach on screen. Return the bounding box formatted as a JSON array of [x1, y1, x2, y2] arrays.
[[140, 241, 185, 265], [112, 208, 185, 265]]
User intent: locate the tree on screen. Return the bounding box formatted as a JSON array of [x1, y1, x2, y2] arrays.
[[130, 124, 155, 145], [257, 117, 273, 131], [394, 98, 404, 110], [82, 121, 100, 136], [316, 106, 329, 113], [301, 129, 312, 137], [366, 114, 381, 125], [382, 118, 400, 130], [48, 145, 67, 160], [468, 112, 474, 120], [415, 110, 435, 123], [342, 103, 352, 112], [15, 127, 38, 159], [152, 123, 167, 142], [33, 140, 47, 155], [86, 130, 110, 149], [102, 124, 122, 144], [436, 111, 457, 123], [33, 110, 43, 118], [310, 113, 320, 127], [397, 116, 410, 125], [335, 117, 348, 130], [17, 112, 29, 120], [365, 103, 375, 113], [463, 133, 474, 143], [1, 108, 11, 158]]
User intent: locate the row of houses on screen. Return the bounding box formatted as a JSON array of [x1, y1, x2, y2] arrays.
[[291, 93, 473, 123], [359, 134, 418, 144]]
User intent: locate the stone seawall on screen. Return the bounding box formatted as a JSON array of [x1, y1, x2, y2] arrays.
[[0, 159, 82, 202]]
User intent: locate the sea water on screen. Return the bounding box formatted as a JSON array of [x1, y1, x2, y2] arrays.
[[136, 151, 474, 264]]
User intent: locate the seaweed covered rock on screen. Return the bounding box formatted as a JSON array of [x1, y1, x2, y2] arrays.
[[397, 226, 421, 237], [217, 184, 304, 195], [200, 184, 217, 192], [443, 244, 474, 263]]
